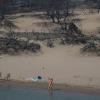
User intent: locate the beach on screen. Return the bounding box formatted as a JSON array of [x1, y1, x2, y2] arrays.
[[0, 8, 100, 96], [1, 1, 100, 100], [0, 45, 100, 88]]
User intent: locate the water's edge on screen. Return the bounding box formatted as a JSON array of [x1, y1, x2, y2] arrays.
[[0, 80, 100, 95]]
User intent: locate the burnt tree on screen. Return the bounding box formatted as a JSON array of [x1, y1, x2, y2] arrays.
[[46, 0, 71, 23]]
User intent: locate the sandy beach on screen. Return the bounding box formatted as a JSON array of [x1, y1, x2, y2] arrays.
[[0, 45, 100, 88]]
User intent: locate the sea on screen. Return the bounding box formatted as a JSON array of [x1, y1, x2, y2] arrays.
[[0, 85, 100, 100]]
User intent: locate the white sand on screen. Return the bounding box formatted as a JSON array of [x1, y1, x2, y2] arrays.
[[13, 13, 59, 33], [1, 10, 100, 34], [79, 13, 100, 34], [72, 9, 100, 34], [0, 45, 100, 87], [12, 11, 100, 34]]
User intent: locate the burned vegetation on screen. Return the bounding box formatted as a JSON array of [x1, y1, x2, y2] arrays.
[[0, 37, 41, 55], [0, 0, 100, 56]]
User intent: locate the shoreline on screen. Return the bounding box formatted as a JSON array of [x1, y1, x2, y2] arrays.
[[0, 80, 100, 95]]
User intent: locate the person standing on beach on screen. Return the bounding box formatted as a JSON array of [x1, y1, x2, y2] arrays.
[[42, 67, 54, 90], [48, 78, 53, 90]]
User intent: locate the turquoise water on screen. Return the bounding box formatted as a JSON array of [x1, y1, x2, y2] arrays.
[[0, 86, 100, 100]]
